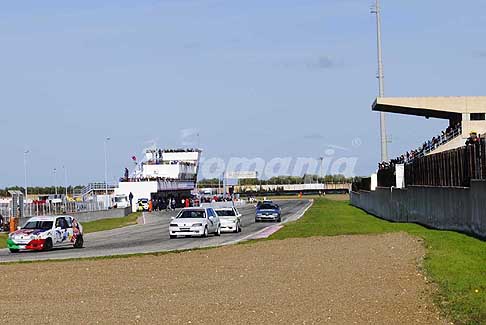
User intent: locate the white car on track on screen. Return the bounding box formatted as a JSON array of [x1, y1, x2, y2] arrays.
[[7, 215, 84, 253], [215, 207, 242, 233], [169, 207, 221, 239]]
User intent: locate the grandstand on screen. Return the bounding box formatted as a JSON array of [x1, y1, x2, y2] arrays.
[[374, 96, 486, 156], [351, 96, 486, 240]]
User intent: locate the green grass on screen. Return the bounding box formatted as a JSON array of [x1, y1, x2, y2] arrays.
[[82, 212, 141, 234], [0, 212, 141, 249], [270, 198, 486, 324], [0, 233, 7, 249]]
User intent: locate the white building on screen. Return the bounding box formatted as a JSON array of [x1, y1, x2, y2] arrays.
[[115, 149, 201, 211]]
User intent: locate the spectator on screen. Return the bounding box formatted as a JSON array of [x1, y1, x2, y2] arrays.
[[379, 123, 463, 170], [129, 192, 134, 207]]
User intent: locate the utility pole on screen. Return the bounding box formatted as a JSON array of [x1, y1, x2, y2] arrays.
[[63, 165, 68, 198], [372, 0, 389, 162], [24, 150, 29, 200], [53, 168, 58, 195], [104, 137, 111, 209], [319, 157, 324, 184]]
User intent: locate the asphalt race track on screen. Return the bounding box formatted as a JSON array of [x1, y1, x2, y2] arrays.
[[0, 200, 311, 263]]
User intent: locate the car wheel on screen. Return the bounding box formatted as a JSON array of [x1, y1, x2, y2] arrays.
[[74, 234, 84, 248], [203, 226, 208, 237], [255, 218, 259, 223], [215, 225, 221, 236], [170, 235, 176, 239], [238, 222, 242, 232], [277, 216, 282, 222], [9, 249, 19, 253], [43, 238, 53, 251]]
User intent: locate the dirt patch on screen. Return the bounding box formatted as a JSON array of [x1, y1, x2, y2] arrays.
[[0, 233, 446, 324]]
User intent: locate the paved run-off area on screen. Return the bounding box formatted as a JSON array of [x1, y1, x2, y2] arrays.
[[1, 233, 447, 324]]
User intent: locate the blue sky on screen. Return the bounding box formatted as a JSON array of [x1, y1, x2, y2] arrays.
[[1, 0, 486, 186]]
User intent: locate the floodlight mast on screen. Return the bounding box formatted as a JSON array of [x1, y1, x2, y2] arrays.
[[372, 0, 389, 162]]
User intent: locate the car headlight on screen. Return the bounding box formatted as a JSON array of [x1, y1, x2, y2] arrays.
[[169, 223, 178, 227], [192, 223, 203, 227]]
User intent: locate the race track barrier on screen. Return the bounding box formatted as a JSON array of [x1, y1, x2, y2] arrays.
[[350, 180, 486, 240]]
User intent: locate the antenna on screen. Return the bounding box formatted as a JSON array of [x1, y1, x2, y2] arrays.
[[371, 0, 389, 162]]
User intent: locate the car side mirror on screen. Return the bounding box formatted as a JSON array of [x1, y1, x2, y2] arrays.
[[17, 226, 21, 230], [55, 227, 61, 231]]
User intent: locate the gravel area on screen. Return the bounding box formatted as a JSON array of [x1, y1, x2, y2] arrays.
[[1, 233, 447, 324]]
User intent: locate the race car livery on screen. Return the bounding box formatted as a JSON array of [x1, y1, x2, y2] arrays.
[[6, 215, 84, 253]]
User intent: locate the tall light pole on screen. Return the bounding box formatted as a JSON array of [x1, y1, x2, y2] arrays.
[[24, 150, 30, 200], [53, 168, 58, 195], [104, 137, 111, 207], [319, 157, 324, 184], [372, 0, 389, 162], [63, 165, 68, 198]]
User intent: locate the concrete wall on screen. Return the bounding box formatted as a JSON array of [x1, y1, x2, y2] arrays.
[[350, 181, 486, 239], [236, 183, 351, 192]]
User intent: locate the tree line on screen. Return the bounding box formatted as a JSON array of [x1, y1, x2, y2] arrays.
[[0, 186, 85, 197], [197, 175, 355, 187]]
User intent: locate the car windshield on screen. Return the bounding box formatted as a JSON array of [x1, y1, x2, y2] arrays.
[[216, 209, 235, 217], [177, 210, 205, 219], [259, 204, 277, 210], [22, 221, 53, 230], [115, 197, 126, 202]]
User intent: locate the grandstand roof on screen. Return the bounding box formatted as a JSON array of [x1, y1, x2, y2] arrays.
[[372, 96, 486, 119]]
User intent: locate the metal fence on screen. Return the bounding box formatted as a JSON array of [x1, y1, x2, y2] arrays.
[[376, 140, 486, 188], [405, 141, 485, 187], [0, 200, 109, 221]]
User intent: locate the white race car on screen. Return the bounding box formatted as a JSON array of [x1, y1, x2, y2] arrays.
[[6, 216, 84, 253], [169, 207, 221, 238], [215, 207, 242, 233]]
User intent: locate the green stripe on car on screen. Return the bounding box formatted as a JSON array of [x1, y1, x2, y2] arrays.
[[6, 238, 19, 249]]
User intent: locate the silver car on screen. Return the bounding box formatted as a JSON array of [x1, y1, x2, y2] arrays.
[[215, 207, 242, 233]]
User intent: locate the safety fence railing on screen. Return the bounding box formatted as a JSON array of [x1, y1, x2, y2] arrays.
[[374, 139, 486, 188], [405, 142, 484, 187], [0, 200, 109, 221]]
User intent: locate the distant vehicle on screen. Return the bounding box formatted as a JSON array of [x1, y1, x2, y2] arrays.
[[6, 216, 84, 253], [215, 207, 242, 233], [114, 195, 129, 209], [255, 202, 281, 222], [137, 198, 149, 211], [48, 194, 64, 204], [256, 199, 273, 208], [169, 207, 221, 239]]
